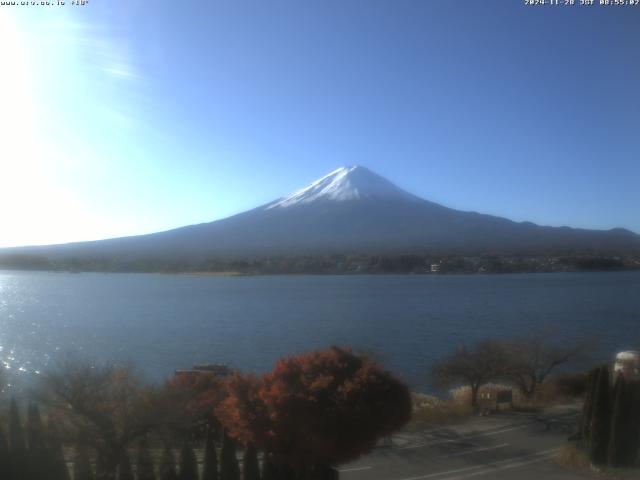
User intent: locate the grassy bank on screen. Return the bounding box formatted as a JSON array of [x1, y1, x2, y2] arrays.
[[409, 377, 587, 428]]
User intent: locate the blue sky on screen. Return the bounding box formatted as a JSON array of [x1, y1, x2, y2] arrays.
[[1, 1, 638, 247]]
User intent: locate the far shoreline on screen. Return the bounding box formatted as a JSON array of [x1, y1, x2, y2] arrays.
[[2, 252, 639, 277], [1, 268, 640, 277], [177, 271, 251, 277]]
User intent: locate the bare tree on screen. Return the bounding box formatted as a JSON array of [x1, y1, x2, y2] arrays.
[[37, 359, 163, 480], [433, 340, 508, 408], [501, 334, 589, 399]]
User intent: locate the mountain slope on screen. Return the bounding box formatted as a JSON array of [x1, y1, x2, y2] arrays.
[[4, 166, 640, 259]]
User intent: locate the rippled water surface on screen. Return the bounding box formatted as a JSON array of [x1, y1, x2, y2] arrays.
[[1, 270, 638, 391]]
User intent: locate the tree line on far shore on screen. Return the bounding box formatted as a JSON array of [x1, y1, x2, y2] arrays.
[[0, 252, 637, 275]]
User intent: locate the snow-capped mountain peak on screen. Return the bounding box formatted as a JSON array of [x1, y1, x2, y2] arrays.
[[266, 165, 418, 209]]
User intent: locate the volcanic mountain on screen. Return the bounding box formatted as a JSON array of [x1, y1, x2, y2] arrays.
[[5, 166, 640, 259]]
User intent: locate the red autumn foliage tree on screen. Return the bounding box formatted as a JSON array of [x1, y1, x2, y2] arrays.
[[216, 346, 411, 471], [215, 374, 270, 446], [163, 372, 227, 437]]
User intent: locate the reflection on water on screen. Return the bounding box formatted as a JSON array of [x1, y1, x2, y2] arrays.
[[0, 270, 639, 392], [0, 273, 52, 386]]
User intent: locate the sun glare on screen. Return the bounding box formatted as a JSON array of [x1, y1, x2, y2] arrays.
[[0, 12, 121, 247], [0, 12, 52, 245]]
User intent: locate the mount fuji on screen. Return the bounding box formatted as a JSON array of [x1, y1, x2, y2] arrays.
[[4, 166, 640, 260]]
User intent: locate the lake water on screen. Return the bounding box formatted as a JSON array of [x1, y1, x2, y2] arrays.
[[0, 270, 638, 392]]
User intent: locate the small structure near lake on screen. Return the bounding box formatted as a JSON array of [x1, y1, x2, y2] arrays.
[[478, 387, 513, 415], [613, 351, 640, 379], [174, 363, 233, 378]]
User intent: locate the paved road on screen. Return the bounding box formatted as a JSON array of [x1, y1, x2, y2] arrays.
[[339, 404, 594, 480]]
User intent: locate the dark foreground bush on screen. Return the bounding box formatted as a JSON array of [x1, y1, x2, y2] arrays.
[[552, 373, 588, 398]]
